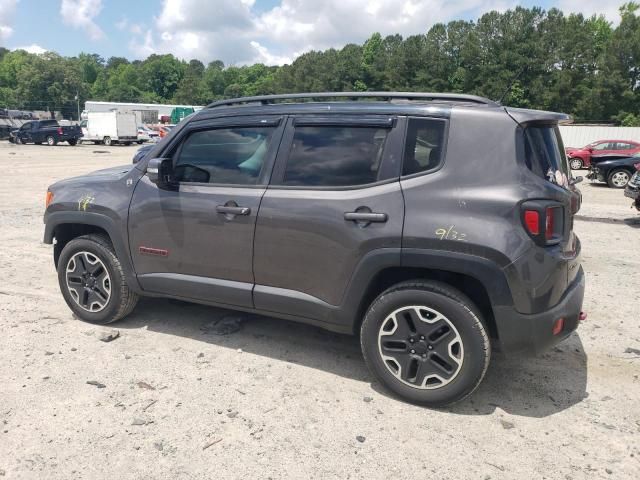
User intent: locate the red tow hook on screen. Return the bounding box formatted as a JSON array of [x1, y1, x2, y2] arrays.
[[579, 311, 587, 322]]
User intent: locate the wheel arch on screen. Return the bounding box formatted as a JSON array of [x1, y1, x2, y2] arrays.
[[44, 211, 141, 292], [337, 248, 514, 342]]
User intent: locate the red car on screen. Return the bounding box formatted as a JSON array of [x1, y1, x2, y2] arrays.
[[566, 139, 640, 170]]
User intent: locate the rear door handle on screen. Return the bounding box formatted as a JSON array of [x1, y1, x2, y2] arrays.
[[216, 205, 251, 216], [344, 212, 388, 223]]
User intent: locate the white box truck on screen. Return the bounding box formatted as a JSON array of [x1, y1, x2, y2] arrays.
[[80, 111, 138, 146]]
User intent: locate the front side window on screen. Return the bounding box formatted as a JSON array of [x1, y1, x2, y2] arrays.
[[282, 126, 388, 187], [403, 118, 447, 176], [173, 127, 275, 185], [592, 142, 611, 151]]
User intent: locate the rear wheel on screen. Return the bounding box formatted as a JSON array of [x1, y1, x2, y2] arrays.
[[569, 157, 583, 170], [46, 135, 56, 146], [57, 234, 139, 324], [103, 136, 112, 146], [607, 169, 631, 188], [360, 280, 490, 407]]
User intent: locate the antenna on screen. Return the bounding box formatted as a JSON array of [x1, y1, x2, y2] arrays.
[[498, 66, 527, 105]]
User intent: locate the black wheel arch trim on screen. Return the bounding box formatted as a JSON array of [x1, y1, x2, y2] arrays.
[[43, 211, 141, 293]]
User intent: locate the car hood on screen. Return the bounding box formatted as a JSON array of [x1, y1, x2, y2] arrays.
[[49, 164, 135, 189]]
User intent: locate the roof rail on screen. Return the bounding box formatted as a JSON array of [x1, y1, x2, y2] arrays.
[[205, 92, 499, 109]]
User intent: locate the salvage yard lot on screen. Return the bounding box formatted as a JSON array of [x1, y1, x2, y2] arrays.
[[1, 142, 639, 479]]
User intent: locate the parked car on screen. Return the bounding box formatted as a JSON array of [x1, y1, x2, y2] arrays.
[[137, 125, 159, 144], [43, 92, 585, 407], [566, 139, 640, 170], [132, 144, 154, 164], [9, 119, 82, 145], [153, 124, 175, 139], [623, 164, 640, 210], [587, 152, 640, 188]]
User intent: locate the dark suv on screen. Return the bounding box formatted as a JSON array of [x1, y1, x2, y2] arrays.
[[43, 92, 585, 406]]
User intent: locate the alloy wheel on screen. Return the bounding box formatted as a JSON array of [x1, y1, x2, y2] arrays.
[[569, 158, 582, 170], [611, 171, 630, 187], [65, 251, 111, 312], [378, 305, 464, 390]]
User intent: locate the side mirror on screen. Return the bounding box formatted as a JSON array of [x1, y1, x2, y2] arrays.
[[146, 158, 175, 188]]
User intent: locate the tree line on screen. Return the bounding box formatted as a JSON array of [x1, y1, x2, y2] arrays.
[[1, 4, 640, 124]]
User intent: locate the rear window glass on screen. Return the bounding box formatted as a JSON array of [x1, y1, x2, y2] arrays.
[[403, 118, 447, 176], [282, 126, 388, 187], [39, 120, 58, 127], [525, 126, 570, 188]]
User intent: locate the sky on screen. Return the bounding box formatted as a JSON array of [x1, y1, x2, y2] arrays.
[[0, 0, 629, 66]]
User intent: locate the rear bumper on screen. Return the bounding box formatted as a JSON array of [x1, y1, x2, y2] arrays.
[[493, 266, 585, 355]]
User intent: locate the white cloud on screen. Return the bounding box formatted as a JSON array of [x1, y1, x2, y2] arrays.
[[60, 0, 104, 41], [0, 0, 18, 41], [13, 44, 48, 54], [557, 0, 626, 23], [127, 0, 624, 66]]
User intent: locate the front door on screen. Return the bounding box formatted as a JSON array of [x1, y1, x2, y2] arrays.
[[253, 116, 405, 322], [128, 116, 284, 308]]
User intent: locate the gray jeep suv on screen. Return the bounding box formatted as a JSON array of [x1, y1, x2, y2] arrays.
[[44, 92, 585, 406]]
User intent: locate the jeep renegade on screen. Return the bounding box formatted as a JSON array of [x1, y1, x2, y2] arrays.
[[44, 92, 585, 406]]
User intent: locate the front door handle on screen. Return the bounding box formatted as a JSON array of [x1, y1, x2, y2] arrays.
[[216, 205, 251, 216], [344, 212, 388, 223]]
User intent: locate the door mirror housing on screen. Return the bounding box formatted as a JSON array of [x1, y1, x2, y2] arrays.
[[146, 158, 175, 188]]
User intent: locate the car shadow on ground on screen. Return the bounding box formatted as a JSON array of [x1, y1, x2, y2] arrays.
[[117, 298, 588, 418]]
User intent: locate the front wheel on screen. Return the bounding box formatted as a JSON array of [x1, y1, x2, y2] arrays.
[[68, 139, 77, 146], [103, 136, 112, 146], [360, 280, 490, 407], [46, 135, 57, 146], [607, 169, 631, 188], [569, 157, 583, 170], [57, 234, 139, 324]]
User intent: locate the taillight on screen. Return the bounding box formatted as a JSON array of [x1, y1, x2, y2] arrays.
[[521, 201, 563, 246], [545, 207, 555, 240], [524, 210, 540, 235], [57, 127, 63, 135]]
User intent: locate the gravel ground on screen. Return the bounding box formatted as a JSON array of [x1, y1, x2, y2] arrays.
[[0, 142, 639, 479]]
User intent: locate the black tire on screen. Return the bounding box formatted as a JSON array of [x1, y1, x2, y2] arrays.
[[137, 140, 144, 145], [607, 168, 631, 188], [34, 142, 42, 145], [569, 157, 583, 170], [68, 139, 78, 146], [361, 280, 490, 407], [46, 135, 57, 146], [103, 136, 112, 146], [57, 234, 139, 324]]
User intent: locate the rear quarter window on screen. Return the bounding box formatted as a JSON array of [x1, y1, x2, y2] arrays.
[[525, 125, 571, 188]]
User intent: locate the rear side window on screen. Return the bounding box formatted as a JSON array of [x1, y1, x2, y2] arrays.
[[173, 127, 275, 185], [402, 118, 447, 176], [282, 126, 388, 187], [525, 125, 570, 188], [40, 120, 58, 128]]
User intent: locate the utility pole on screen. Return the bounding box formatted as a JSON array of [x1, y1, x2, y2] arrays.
[[75, 92, 80, 121]]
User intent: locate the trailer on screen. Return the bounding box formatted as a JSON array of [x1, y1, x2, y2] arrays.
[[80, 111, 138, 146]]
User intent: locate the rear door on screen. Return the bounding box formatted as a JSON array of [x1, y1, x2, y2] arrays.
[[128, 115, 284, 307], [252, 115, 405, 320]]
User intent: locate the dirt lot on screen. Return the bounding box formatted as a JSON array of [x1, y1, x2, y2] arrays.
[[0, 142, 639, 479]]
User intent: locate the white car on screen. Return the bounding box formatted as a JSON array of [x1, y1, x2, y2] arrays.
[[138, 125, 159, 144]]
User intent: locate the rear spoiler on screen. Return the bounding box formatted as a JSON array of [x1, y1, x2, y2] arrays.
[[505, 107, 572, 126]]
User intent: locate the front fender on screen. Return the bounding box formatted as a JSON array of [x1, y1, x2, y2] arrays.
[[44, 211, 141, 293]]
